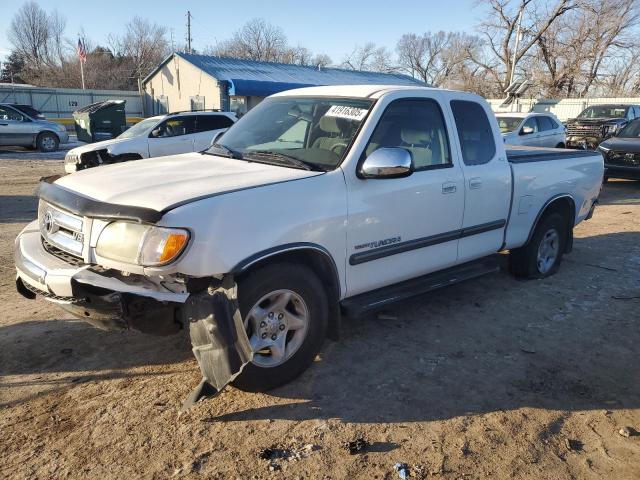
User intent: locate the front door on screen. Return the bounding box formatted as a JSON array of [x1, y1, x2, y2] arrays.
[[147, 115, 196, 157], [345, 97, 465, 297], [0, 106, 32, 146]]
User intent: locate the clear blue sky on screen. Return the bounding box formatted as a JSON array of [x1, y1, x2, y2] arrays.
[[0, 0, 487, 63]]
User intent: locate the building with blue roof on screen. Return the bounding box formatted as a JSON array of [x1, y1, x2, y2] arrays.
[[141, 52, 424, 116]]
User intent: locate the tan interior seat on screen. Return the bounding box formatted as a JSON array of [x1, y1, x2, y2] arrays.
[[400, 127, 433, 169], [313, 116, 349, 155]]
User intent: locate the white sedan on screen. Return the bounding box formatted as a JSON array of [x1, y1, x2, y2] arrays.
[[496, 112, 566, 148]]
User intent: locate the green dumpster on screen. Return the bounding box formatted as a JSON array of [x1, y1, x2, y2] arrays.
[[73, 100, 126, 143]]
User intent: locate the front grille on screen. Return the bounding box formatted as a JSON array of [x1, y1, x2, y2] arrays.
[[566, 123, 602, 137], [20, 279, 79, 303], [42, 239, 86, 267], [606, 151, 640, 167], [38, 201, 85, 259]]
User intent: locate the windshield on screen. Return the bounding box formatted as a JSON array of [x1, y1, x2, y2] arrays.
[[578, 106, 627, 119], [118, 117, 160, 139], [617, 119, 640, 138], [208, 96, 373, 171], [496, 117, 523, 134]]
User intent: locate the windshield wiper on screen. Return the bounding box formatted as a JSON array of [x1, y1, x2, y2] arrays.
[[244, 150, 321, 171], [202, 143, 243, 159]]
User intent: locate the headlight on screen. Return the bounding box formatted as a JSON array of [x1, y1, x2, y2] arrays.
[[96, 222, 189, 266], [597, 145, 610, 153], [65, 153, 78, 163], [56, 123, 67, 132], [603, 124, 619, 135]]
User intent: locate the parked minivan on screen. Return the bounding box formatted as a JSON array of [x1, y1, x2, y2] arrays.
[[0, 103, 69, 152]]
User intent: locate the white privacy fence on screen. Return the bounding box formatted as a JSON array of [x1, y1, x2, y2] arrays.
[[0, 84, 143, 119], [488, 97, 640, 122]]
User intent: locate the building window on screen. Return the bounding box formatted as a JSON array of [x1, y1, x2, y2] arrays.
[[190, 96, 205, 111]]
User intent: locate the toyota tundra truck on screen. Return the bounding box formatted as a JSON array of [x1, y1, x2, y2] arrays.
[[15, 85, 603, 400]]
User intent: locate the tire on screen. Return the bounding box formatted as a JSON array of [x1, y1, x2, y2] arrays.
[[37, 132, 59, 152], [509, 212, 567, 279], [232, 262, 328, 392], [555, 142, 566, 149]]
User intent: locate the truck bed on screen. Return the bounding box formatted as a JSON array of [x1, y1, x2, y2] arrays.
[[506, 146, 602, 163], [503, 146, 603, 251]]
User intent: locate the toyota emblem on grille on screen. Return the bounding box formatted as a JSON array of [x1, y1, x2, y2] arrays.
[[42, 211, 54, 234], [625, 153, 635, 160]]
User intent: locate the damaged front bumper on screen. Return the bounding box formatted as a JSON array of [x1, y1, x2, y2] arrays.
[[15, 221, 254, 404], [15, 221, 188, 334]]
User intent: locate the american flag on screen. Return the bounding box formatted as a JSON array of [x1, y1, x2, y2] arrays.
[[76, 38, 87, 63]]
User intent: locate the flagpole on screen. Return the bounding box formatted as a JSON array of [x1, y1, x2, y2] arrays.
[[80, 58, 85, 90]]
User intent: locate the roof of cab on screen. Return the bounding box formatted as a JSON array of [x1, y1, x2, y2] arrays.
[[271, 84, 444, 99]]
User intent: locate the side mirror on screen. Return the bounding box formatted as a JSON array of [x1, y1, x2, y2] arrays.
[[520, 126, 534, 135], [360, 147, 412, 179], [211, 130, 225, 146]]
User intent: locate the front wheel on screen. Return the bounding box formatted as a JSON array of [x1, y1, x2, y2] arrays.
[[509, 212, 567, 279], [232, 262, 328, 392], [37, 132, 59, 152]]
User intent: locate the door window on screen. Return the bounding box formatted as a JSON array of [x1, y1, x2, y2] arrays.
[[154, 116, 195, 137], [450, 100, 496, 165], [364, 98, 452, 171], [0, 106, 24, 121], [521, 117, 539, 134], [537, 116, 554, 131], [195, 115, 234, 132]]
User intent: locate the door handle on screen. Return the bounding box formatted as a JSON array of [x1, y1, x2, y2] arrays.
[[469, 177, 482, 189], [442, 182, 457, 194]]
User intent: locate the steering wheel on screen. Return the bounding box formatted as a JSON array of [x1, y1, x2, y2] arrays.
[[331, 143, 349, 154]]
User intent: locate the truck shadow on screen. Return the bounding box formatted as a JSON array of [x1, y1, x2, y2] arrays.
[[216, 230, 640, 423], [0, 195, 38, 223]]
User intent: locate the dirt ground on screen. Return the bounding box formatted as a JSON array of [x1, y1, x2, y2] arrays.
[[1, 156, 639, 480]]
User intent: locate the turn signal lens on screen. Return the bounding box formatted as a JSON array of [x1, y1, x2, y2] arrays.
[[159, 233, 188, 263]]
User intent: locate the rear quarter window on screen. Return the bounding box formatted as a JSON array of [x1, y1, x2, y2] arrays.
[[450, 100, 496, 166], [196, 115, 234, 132]]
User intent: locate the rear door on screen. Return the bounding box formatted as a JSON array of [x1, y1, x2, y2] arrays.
[[147, 116, 196, 157], [192, 114, 235, 151], [448, 99, 512, 263], [536, 115, 559, 147], [345, 95, 466, 296]]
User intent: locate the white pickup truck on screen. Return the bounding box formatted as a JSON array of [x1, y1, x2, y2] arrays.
[[15, 85, 603, 400]]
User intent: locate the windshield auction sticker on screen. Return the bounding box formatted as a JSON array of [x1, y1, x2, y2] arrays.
[[325, 105, 368, 121]]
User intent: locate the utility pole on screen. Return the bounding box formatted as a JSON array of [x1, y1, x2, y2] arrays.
[[186, 11, 192, 54], [509, 6, 524, 87]]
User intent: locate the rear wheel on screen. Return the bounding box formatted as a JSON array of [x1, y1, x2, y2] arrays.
[[555, 142, 566, 149], [37, 132, 59, 152], [509, 212, 567, 279], [232, 263, 328, 392]]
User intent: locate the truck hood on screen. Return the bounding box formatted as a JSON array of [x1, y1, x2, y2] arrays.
[[53, 153, 322, 212], [599, 137, 640, 152], [68, 137, 136, 155]]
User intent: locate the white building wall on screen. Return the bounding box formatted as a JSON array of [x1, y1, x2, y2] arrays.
[[143, 55, 221, 115], [488, 97, 640, 122]]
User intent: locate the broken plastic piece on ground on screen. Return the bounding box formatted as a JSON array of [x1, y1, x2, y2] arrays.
[[394, 462, 410, 479], [181, 276, 253, 410], [345, 437, 370, 454]]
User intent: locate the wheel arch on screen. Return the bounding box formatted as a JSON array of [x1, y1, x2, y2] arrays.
[[231, 243, 342, 340], [526, 194, 576, 253]]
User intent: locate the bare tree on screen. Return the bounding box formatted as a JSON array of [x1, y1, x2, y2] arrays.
[[111, 17, 169, 81], [473, 0, 575, 91], [210, 18, 288, 62], [396, 31, 479, 86], [341, 42, 396, 72]]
